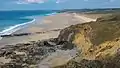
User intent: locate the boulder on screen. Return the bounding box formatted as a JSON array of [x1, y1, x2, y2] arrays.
[[61, 42, 75, 50]]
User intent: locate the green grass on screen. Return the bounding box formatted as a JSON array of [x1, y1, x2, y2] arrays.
[[89, 14, 120, 45]]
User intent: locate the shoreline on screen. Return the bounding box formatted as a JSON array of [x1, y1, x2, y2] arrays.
[[0, 12, 58, 40], [0, 13, 96, 47], [8, 12, 58, 35], [0, 12, 97, 68], [0, 19, 36, 36]]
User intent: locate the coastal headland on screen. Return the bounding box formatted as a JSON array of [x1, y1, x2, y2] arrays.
[[1, 9, 120, 68], [0, 13, 96, 47], [0, 12, 96, 68]]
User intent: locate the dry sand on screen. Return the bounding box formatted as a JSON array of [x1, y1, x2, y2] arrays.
[[0, 13, 97, 66], [0, 13, 95, 47], [38, 48, 78, 68]]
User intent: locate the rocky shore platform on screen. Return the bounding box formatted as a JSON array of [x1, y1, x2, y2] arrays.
[[0, 38, 77, 68]]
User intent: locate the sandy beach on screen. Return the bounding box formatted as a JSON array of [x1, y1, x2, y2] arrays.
[[0, 13, 96, 48], [0, 12, 97, 68], [0, 0, 119, 67]]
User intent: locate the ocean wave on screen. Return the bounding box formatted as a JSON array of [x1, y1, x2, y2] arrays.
[[0, 12, 57, 40], [0, 19, 35, 36], [0, 12, 57, 36], [45, 12, 57, 16]]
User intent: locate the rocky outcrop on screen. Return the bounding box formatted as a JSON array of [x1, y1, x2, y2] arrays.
[[1, 13, 120, 68], [55, 14, 120, 68], [0, 29, 61, 37], [0, 38, 75, 68]]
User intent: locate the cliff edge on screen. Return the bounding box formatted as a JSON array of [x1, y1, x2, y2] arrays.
[[55, 13, 120, 68]]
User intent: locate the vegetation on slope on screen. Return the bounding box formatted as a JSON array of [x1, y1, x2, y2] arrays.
[[55, 13, 120, 68]]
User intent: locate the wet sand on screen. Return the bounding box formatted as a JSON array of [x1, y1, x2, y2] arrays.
[[0, 13, 96, 48], [0, 13, 97, 67]]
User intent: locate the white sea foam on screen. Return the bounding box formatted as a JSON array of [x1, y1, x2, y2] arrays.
[[0, 12, 57, 40], [45, 12, 57, 16], [0, 19, 35, 36]]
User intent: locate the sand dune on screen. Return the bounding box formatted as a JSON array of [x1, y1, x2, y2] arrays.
[[73, 13, 96, 22]]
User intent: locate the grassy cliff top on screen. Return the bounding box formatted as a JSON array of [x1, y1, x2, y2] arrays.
[[55, 13, 120, 68], [58, 13, 120, 45], [89, 13, 120, 45]]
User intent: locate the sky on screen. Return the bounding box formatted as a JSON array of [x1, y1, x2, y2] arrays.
[[0, 0, 120, 10]]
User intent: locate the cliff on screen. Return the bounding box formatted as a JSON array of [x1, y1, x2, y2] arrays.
[[1, 13, 120, 68], [55, 13, 120, 68]]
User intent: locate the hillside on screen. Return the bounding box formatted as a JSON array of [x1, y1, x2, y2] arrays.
[[1, 13, 120, 68], [55, 13, 120, 68]]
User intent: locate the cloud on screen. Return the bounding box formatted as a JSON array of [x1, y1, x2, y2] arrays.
[[56, 0, 61, 3], [84, 0, 89, 2], [109, 0, 115, 2], [16, 0, 68, 4], [104, 0, 116, 4], [56, 0, 68, 3], [16, 0, 46, 4]]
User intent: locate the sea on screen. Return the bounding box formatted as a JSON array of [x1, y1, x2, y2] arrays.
[[0, 10, 57, 35]]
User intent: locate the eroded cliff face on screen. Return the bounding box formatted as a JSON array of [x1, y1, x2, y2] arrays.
[[56, 14, 120, 68]]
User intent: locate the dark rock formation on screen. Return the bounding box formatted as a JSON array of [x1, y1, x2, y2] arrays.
[[2, 13, 120, 68], [60, 41, 75, 50], [0, 38, 76, 68], [0, 33, 31, 37], [54, 14, 120, 68]]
